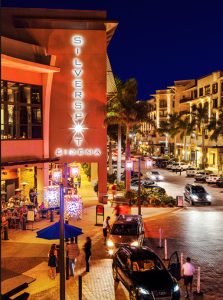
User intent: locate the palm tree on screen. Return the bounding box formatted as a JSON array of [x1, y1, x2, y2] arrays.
[[178, 116, 196, 161], [191, 103, 209, 169], [208, 110, 223, 141], [208, 110, 223, 172], [106, 78, 152, 190], [157, 112, 182, 156]]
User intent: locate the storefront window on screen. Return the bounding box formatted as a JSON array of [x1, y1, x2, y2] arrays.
[[1, 80, 42, 140]]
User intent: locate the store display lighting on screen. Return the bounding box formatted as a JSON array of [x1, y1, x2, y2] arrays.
[[43, 185, 60, 208]]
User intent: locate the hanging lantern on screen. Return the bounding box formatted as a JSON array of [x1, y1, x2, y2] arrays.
[[126, 160, 133, 171], [64, 194, 82, 220], [52, 168, 62, 183], [70, 165, 79, 178], [43, 185, 60, 208]]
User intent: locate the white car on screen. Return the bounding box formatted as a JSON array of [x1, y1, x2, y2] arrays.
[[205, 174, 220, 184], [171, 162, 189, 171], [186, 167, 198, 177], [146, 170, 164, 181]]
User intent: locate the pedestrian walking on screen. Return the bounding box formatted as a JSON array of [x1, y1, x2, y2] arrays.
[[103, 216, 111, 245], [182, 257, 195, 298], [83, 237, 92, 272], [66, 237, 80, 276], [48, 244, 57, 279]]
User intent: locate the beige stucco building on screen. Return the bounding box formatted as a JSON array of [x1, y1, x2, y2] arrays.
[[140, 70, 223, 173]]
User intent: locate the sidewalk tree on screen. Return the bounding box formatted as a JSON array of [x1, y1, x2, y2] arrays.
[[208, 109, 223, 172], [178, 115, 196, 161], [106, 78, 152, 191], [157, 112, 181, 155], [191, 103, 209, 169]]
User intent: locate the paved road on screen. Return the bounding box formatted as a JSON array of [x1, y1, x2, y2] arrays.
[[143, 207, 223, 299]]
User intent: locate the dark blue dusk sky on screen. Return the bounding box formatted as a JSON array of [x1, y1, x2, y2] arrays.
[[2, 0, 223, 99]]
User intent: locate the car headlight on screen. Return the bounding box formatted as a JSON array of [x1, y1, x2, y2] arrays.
[[173, 284, 180, 293], [206, 195, 212, 201], [191, 195, 199, 200], [131, 241, 139, 247], [108, 249, 114, 256], [106, 240, 114, 247], [151, 175, 156, 180], [138, 287, 150, 295]]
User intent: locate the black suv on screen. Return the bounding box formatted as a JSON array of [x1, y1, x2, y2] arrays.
[[112, 245, 181, 300], [107, 215, 144, 255], [184, 184, 212, 205]]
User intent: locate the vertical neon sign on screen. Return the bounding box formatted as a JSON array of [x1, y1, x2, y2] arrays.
[[71, 35, 86, 147]]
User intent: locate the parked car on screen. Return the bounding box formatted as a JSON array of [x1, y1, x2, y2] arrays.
[[130, 179, 154, 190], [194, 170, 213, 182], [184, 184, 212, 205], [205, 174, 220, 184], [166, 162, 175, 170], [186, 167, 198, 177], [175, 163, 189, 171], [171, 162, 189, 171], [146, 170, 164, 181], [216, 176, 223, 187], [112, 245, 181, 300], [107, 215, 144, 256], [121, 171, 143, 181]]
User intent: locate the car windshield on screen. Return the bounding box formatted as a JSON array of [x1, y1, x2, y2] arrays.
[[151, 171, 159, 175], [110, 224, 138, 235], [131, 258, 165, 272], [192, 186, 206, 193]]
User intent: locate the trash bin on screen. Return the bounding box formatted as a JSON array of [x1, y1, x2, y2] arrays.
[[102, 194, 108, 204]]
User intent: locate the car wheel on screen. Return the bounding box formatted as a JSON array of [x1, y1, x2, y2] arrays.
[[113, 267, 119, 283], [129, 288, 138, 300]]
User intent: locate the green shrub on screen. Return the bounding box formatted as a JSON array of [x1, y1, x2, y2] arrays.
[[125, 190, 137, 206], [117, 181, 125, 191], [107, 173, 116, 184]]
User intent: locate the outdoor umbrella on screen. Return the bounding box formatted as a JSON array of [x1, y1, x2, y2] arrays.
[[36, 221, 83, 240]]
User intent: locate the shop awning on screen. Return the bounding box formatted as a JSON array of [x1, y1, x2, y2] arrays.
[[1, 157, 60, 167]]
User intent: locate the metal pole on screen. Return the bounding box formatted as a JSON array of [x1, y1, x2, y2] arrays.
[[60, 183, 65, 300], [78, 275, 82, 300], [138, 157, 141, 215]]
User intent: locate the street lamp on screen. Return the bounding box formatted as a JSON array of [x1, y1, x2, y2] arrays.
[[127, 157, 151, 215], [52, 165, 66, 300]]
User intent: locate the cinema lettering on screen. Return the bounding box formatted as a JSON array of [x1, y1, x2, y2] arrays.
[[54, 34, 102, 157]]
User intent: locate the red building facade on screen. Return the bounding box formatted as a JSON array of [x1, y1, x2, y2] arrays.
[[1, 8, 117, 202]]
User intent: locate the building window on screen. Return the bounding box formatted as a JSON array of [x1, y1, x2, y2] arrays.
[[1, 80, 42, 140], [160, 100, 167, 108], [212, 98, 218, 109], [221, 81, 223, 95], [194, 89, 198, 98], [199, 87, 203, 97], [172, 101, 175, 108], [204, 85, 210, 95], [212, 83, 218, 94]]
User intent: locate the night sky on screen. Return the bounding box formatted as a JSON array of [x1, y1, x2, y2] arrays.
[[2, 0, 223, 99]]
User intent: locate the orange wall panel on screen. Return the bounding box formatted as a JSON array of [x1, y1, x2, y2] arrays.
[[1, 66, 42, 85], [2, 140, 44, 161]]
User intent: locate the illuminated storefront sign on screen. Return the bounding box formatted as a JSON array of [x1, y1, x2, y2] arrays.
[[55, 148, 101, 157], [54, 34, 102, 158], [71, 35, 87, 147]]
